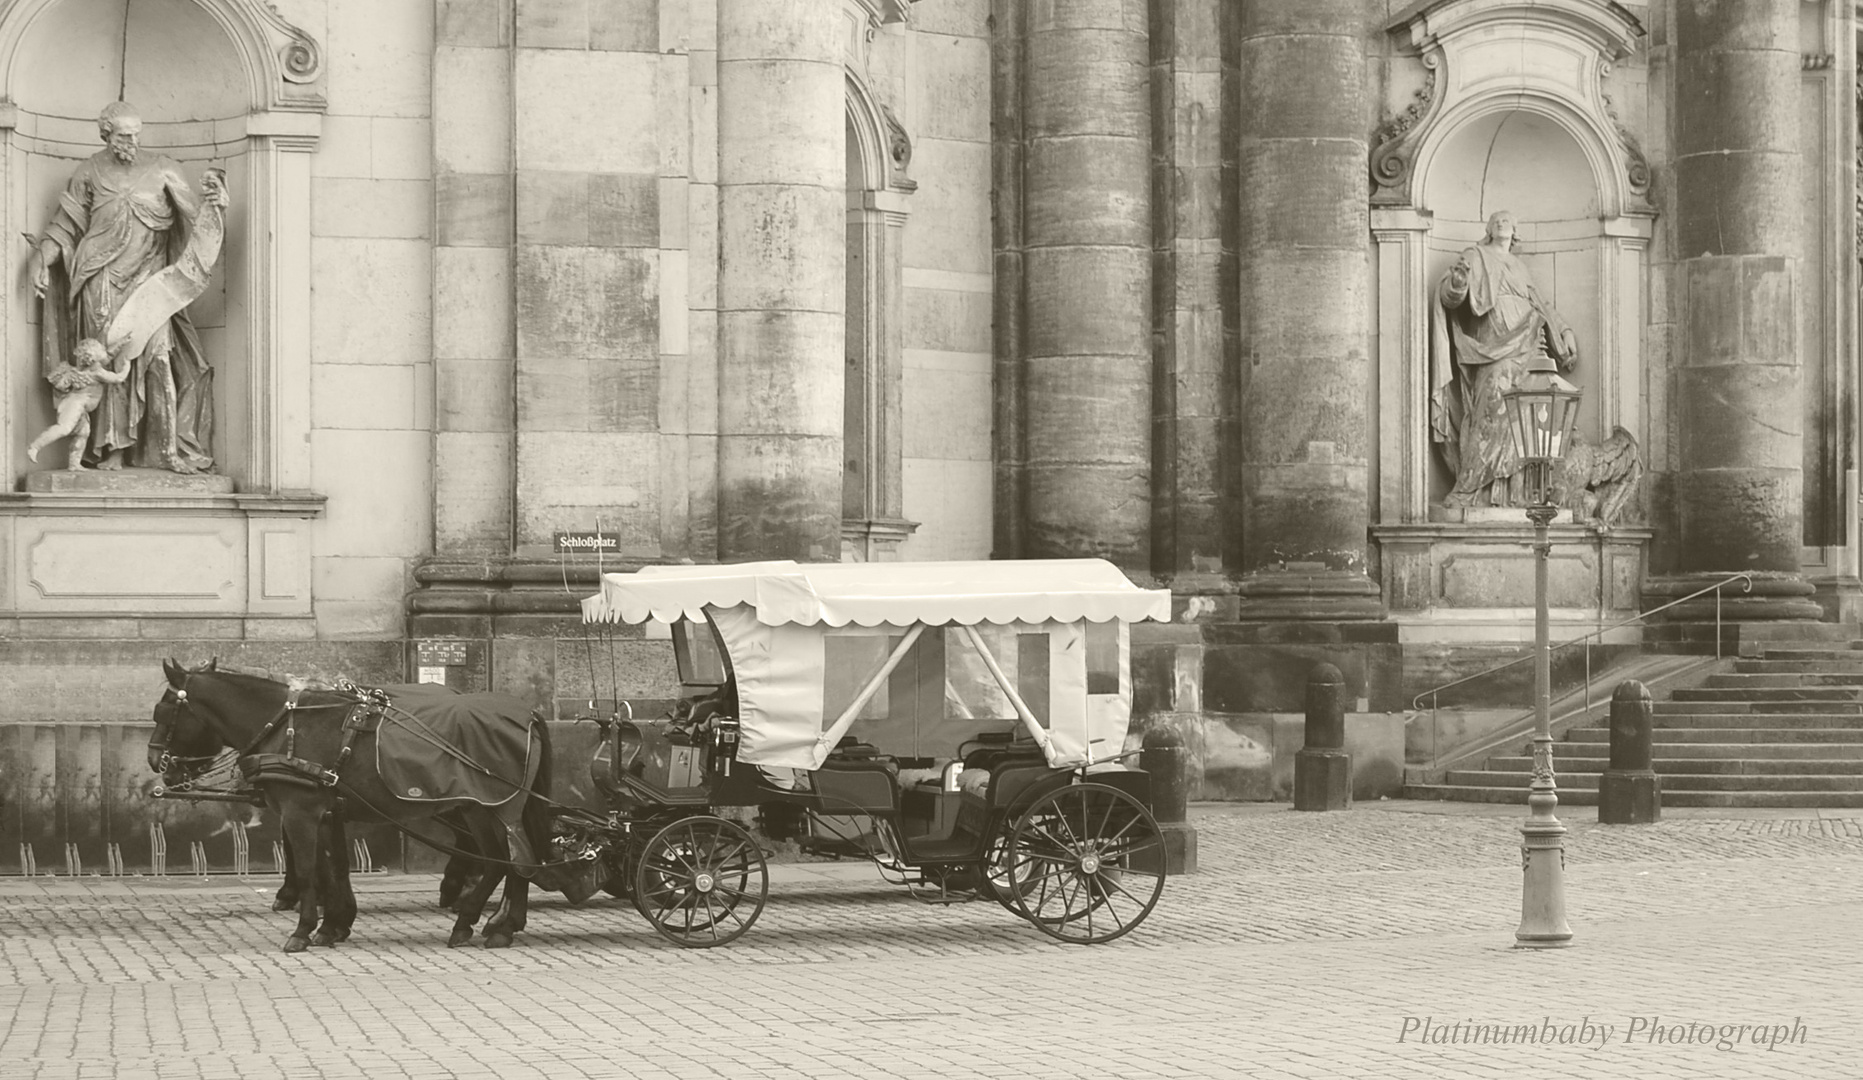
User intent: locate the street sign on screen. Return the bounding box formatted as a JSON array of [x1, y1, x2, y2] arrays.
[[554, 531, 621, 555]]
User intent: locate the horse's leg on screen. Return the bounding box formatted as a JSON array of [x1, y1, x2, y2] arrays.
[[447, 813, 505, 948], [437, 815, 480, 911], [311, 805, 355, 946], [277, 802, 323, 954], [482, 819, 531, 948], [273, 832, 299, 912]]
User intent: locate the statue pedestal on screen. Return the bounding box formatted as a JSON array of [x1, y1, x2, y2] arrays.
[[21, 468, 235, 495]]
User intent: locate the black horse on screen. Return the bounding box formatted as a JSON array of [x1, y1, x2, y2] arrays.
[[150, 661, 556, 952]]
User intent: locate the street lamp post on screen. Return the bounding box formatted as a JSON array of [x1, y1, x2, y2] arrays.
[[1503, 347, 1581, 949]]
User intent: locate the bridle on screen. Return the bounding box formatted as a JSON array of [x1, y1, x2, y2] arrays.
[[150, 678, 237, 791]]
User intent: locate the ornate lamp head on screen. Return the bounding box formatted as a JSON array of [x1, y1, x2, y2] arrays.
[[1504, 342, 1582, 509]]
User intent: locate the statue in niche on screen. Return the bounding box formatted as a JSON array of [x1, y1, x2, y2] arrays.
[[28, 101, 230, 474], [1429, 210, 1578, 508]]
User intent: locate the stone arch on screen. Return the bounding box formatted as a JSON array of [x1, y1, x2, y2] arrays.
[[841, 67, 916, 559]]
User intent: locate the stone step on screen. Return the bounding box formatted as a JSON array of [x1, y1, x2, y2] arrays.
[[1670, 687, 1863, 703], [1705, 672, 1863, 689], [1557, 738, 1863, 758], [1650, 713, 1863, 730], [1448, 769, 1863, 792], [1564, 726, 1863, 744], [1735, 659, 1863, 674], [1760, 647, 1863, 662], [1401, 785, 1863, 809], [1486, 755, 1863, 775], [1653, 700, 1863, 715]]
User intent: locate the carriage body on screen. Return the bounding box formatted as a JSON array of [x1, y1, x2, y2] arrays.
[[575, 559, 1174, 946]]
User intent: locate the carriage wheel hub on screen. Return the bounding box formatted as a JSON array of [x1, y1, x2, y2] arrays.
[[1078, 853, 1102, 875], [693, 872, 716, 893]]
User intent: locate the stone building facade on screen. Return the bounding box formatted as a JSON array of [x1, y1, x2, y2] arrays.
[[0, 0, 1858, 851]]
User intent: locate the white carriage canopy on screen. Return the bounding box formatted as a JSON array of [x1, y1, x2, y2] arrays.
[[582, 560, 1172, 771]]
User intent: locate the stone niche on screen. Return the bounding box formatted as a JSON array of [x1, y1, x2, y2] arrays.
[[1368, 0, 1652, 637], [0, 0, 325, 621]]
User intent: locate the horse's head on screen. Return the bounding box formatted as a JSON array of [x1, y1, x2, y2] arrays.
[[149, 658, 224, 784]]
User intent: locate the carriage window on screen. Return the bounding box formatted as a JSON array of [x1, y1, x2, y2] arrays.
[[946, 625, 1017, 720], [1017, 632, 1050, 724], [673, 620, 729, 687], [1085, 620, 1119, 695], [823, 634, 892, 722]]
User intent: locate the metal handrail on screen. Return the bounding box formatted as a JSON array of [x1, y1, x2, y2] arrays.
[[1408, 571, 1755, 719]]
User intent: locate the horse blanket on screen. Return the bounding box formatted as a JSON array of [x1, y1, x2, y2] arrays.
[[375, 683, 539, 807]]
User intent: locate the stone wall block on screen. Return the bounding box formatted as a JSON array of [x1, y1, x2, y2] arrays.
[[1678, 364, 1801, 470], [1237, 0, 1364, 40], [1021, 355, 1152, 468], [516, 50, 660, 174], [1673, 0, 1797, 54], [1024, 467, 1152, 564], [717, 0, 842, 62], [436, 358, 516, 431], [1022, 246, 1150, 358], [1027, 0, 1147, 33], [1236, 139, 1365, 250], [1673, 51, 1800, 155], [1023, 136, 1151, 247], [434, 247, 515, 361], [1675, 468, 1803, 573], [1024, 32, 1148, 138], [716, 70, 840, 185], [434, 45, 513, 176], [1238, 470, 1372, 567], [587, 173, 661, 247], [435, 174, 515, 247], [591, 0, 660, 51], [517, 0, 589, 49], [1237, 35, 1363, 140], [716, 310, 845, 436], [515, 246, 658, 359], [716, 436, 844, 559], [1239, 247, 1369, 358], [716, 185, 844, 312], [516, 170, 590, 245], [438, 0, 512, 48], [1241, 354, 1372, 462], [1676, 185, 1795, 281]]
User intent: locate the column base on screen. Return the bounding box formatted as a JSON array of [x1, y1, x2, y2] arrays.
[[1644, 572, 1825, 621], [1235, 566, 1386, 621], [1599, 770, 1661, 824]]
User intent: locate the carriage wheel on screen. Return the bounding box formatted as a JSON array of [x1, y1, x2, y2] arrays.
[[1007, 783, 1166, 944], [633, 816, 767, 948], [976, 829, 1035, 917]]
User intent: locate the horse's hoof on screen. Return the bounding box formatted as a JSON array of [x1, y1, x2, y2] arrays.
[[283, 936, 310, 954], [330, 927, 351, 943], [482, 932, 514, 950], [272, 899, 295, 913], [447, 929, 474, 948]]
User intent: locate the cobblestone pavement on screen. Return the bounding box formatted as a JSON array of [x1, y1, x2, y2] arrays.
[[3, 801, 1861, 1079]]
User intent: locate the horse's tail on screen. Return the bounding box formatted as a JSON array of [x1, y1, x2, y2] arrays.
[[522, 710, 555, 872]]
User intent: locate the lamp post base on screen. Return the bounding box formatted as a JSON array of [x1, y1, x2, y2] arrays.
[[1516, 739, 1573, 947]]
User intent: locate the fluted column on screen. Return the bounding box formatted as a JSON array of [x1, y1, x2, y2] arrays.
[[1665, 0, 1821, 618], [1233, 0, 1381, 619], [1019, 0, 1152, 566], [716, 0, 845, 561]]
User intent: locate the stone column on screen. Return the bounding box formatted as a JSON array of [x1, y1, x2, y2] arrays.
[[1233, 0, 1381, 619], [716, 0, 845, 562], [1150, 0, 1227, 578], [1666, 0, 1821, 618], [1019, 0, 1151, 567]]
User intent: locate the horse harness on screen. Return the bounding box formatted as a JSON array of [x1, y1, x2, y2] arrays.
[[160, 675, 388, 793]]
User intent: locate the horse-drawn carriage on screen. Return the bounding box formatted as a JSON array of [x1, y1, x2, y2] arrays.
[[149, 558, 1173, 950]]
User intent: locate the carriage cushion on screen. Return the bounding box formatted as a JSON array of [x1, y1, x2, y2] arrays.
[[374, 684, 540, 807]]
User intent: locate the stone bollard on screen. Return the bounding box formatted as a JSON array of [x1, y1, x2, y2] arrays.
[[1141, 726, 1197, 874], [1294, 663, 1352, 811], [1599, 679, 1661, 824]]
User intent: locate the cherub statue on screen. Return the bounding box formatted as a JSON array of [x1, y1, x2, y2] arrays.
[[1552, 425, 1643, 531], [26, 338, 129, 470]]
